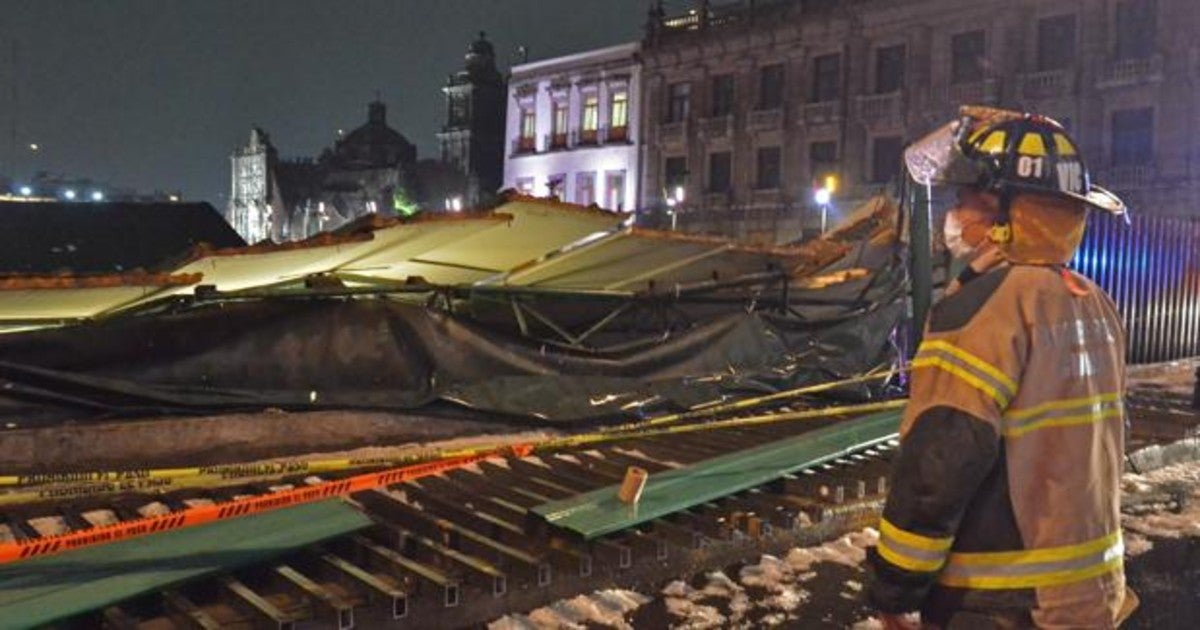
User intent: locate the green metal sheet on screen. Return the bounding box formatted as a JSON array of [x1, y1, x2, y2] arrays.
[[532, 410, 902, 539], [0, 499, 371, 629]]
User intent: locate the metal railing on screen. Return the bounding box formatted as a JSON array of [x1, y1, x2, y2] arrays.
[[1097, 54, 1165, 89], [1071, 213, 1200, 364], [1018, 69, 1073, 100]]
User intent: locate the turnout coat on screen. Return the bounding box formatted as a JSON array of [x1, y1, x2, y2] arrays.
[[866, 264, 1128, 628]]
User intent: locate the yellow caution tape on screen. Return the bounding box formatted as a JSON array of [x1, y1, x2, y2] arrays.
[[0, 370, 907, 506]]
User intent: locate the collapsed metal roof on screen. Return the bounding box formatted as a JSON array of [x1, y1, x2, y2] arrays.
[[0, 194, 898, 331]]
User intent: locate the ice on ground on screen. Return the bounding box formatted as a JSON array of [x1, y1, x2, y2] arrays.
[[488, 589, 649, 630], [665, 596, 726, 629], [700, 570, 743, 599], [662, 579, 694, 598], [1123, 460, 1200, 540], [739, 554, 789, 589]]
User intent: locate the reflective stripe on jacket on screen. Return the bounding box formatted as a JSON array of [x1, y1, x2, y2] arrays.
[[866, 265, 1127, 628]]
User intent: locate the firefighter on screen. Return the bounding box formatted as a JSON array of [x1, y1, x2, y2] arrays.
[[866, 107, 1138, 629]]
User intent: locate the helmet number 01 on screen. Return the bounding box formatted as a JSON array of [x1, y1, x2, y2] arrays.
[[1016, 156, 1045, 179]]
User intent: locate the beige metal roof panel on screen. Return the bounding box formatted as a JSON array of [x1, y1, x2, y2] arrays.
[[408, 199, 622, 276], [176, 217, 508, 293], [501, 229, 804, 292], [0, 274, 198, 324]]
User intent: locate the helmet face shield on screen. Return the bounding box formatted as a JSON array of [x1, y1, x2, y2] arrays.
[[904, 120, 983, 187]]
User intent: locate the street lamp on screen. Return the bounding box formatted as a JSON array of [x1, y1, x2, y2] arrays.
[[814, 175, 838, 234], [90, 190, 104, 202], [18, 186, 32, 197], [63, 189, 77, 201], [664, 185, 686, 231]]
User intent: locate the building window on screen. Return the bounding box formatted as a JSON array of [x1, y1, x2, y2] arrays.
[[756, 147, 782, 190], [576, 172, 596, 206], [667, 82, 691, 123], [1111, 108, 1154, 166], [605, 170, 626, 211], [547, 173, 566, 199], [809, 140, 838, 184], [870, 136, 905, 184], [1036, 15, 1076, 71], [811, 53, 841, 103], [711, 74, 735, 117], [581, 93, 599, 144], [609, 90, 629, 141], [875, 45, 906, 94], [1115, 0, 1157, 60], [758, 64, 785, 110], [664, 156, 688, 193], [951, 30, 986, 84], [518, 107, 536, 152], [708, 152, 732, 193], [449, 96, 469, 126], [551, 101, 568, 149]]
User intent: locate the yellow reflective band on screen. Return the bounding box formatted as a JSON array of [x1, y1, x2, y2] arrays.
[[1004, 407, 1123, 438], [877, 540, 947, 573], [938, 532, 1123, 590], [880, 517, 954, 552], [938, 556, 1122, 590], [947, 532, 1120, 567], [1004, 392, 1121, 421], [1053, 133, 1077, 156], [919, 341, 1018, 394], [978, 130, 1007, 154], [911, 357, 1010, 407], [1018, 132, 1047, 156]]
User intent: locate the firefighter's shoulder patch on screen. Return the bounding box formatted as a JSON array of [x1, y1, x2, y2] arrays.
[[929, 266, 1011, 333]]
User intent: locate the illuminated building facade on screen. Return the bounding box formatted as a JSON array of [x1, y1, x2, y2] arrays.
[[503, 42, 642, 212], [226, 101, 418, 243], [639, 0, 1200, 243]]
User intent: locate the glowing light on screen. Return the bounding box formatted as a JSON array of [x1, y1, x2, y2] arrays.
[[814, 187, 832, 205], [90, 191, 104, 201], [18, 186, 32, 196], [674, 185, 685, 203], [168, 194, 181, 202], [824, 175, 839, 193], [28, 143, 39, 151], [445, 195, 463, 212], [63, 189, 77, 200]]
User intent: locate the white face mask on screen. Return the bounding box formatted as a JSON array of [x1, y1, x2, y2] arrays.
[[943, 212, 977, 259]]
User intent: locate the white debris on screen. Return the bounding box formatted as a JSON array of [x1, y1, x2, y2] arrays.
[[665, 597, 726, 629], [700, 570, 743, 599], [739, 554, 788, 589], [662, 579, 694, 598], [487, 614, 539, 630], [1122, 460, 1200, 540], [487, 589, 649, 630], [1124, 532, 1155, 557]]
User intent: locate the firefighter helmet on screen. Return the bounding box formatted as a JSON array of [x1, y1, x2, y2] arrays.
[[905, 106, 1126, 216]]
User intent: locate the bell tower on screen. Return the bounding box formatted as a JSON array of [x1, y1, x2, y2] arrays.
[[437, 32, 506, 206]]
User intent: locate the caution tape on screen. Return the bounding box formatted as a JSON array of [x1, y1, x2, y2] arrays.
[[0, 370, 905, 502], [0, 443, 532, 565], [0, 397, 908, 565]]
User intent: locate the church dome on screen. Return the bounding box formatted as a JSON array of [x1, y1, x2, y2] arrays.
[[331, 101, 416, 169], [468, 32, 494, 58]]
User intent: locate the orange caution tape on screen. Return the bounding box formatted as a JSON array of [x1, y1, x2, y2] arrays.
[[0, 443, 532, 565]]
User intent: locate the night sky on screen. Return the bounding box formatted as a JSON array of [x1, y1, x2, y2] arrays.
[[0, 0, 649, 205]]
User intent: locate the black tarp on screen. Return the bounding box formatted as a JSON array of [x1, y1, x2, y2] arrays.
[[0, 291, 902, 427]]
